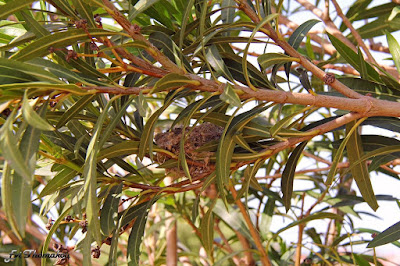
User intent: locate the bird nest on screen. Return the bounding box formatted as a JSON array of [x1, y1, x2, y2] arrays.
[[154, 122, 224, 177]]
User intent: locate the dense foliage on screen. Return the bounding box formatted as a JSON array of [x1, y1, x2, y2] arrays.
[[1, 0, 400, 265]]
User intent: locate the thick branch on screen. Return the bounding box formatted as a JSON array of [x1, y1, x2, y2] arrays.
[[86, 85, 400, 117]]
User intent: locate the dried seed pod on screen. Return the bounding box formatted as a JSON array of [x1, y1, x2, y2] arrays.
[[89, 42, 99, 51], [79, 220, 88, 233], [65, 50, 78, 62], [91, 246, 101, 259], [45, 217, 53, 230], [323, 73, 336, 85]]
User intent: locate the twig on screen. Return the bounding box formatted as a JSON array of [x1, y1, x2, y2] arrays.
[[330, 0, 378, 66], [165, 177, 178, 266], [230, 186, 271, 266], [295, 193, 306, 266], [100, 0, 184, 74], [234, 0, 363, 99]]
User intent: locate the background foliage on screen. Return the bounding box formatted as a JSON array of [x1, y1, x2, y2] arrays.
[[1, 0, 400, 265]]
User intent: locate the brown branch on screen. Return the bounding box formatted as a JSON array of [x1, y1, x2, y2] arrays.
[[164, 177, 178, 266], [230, 187, 271, 266], [214, 222, 242, 265], [235, 0, 363, 99], [330, 0, 378, 66], [295, 193, 306, 266], [295, 0, 357, 52], [100, 0, 184, 74], [86, 84, 400, 117]]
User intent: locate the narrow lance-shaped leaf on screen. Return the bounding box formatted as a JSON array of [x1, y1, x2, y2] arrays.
[[22, 91, 54, 131], [101, 183, 123, 236], [367, 221, 400, 248], [1, 162, 22, 240], [220, 83, 242, 108], [386, 32, 400, 76], [358, 46, 368, 79], [11, 29, 122, 61], [258, 53, 298, 70], [84, 97, 120, 246], [138, 89, 180, 160], [13, 103, 48, 236], [200, 199, 217, 257], [281, 141, 308, 212], [151, 73, 200, 93], [41, 206, 73, 265], [285, 19, 320, 77], [242, 13, 279, 90], [0, 110, 32, 183], [206, 45, 234, 81], [0, 0, 35, 19], [127, 196, 160, 265], [345, 120, 379, 211], [326, 118, 367, 186], [328, 33, 381, 82]]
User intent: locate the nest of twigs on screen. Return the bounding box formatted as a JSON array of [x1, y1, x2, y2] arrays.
[[154, 122, 224, 177]]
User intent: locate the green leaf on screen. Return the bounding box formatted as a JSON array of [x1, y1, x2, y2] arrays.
[[345, 120, 378, 211], [206, 45, 234, 81], [134, 91, 149, 117], [353, 254, 371, 266], [288, 19, 321, 50], [242, 13, 279, 89], [258, 53, 298, 70], [285, 19, 320, 77], [270, 212, 343, 243], [367, 221, 400, 247], [386, 32, 400, 76], [270, 106, 311, 137], [1, 162, 22, 240], [221, 52, 274, 89], [56, 95, 96, 129], [11, 29, 121, 61], [0, 111, 32, 183], [127, 196, 160, 265], [38, 167, 78, 197], [149, 31, 191, 70], [220, 83, 242, 108], [221, 0, 235, 24], [281, 141, 308, 212], [41, 206, 73, 266], [138, 89, 180, 160], [19, 10, 50, 37], [389, 6, 400, 21], [99, 97, 133, 147], [101, 183, 123, 236], [358, 46, 368, 79], [84, 97, 120, 246], [326, 118, 367, 186], [70, 0, 96, 28], [328, 33, 381, 82], [22, 92, 54, 131], [200, 199, 217, 256], [151, 73, 200, 93], [128, 0, 161, 21], [0, 0, 34, 19], [0, 57, 62, 84], [13, 104, 47, 236], [98, 140, 141, 160]]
